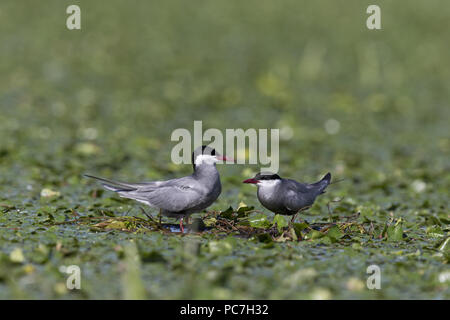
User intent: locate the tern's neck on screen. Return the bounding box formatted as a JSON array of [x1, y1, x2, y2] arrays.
[[193, 163, 219, 180], [257, 180, 281, 194]]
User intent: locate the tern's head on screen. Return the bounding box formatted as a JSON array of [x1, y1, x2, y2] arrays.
[[243, 172, 282, 187], [192, 145, 233, 170]]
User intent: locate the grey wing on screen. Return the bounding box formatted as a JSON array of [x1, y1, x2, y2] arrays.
[[118, 178, 205, 212], [284, 179, 310, 193], [283, 189, 301, 212], [86, 174, 204, 212], [282, 180, 310, 211]]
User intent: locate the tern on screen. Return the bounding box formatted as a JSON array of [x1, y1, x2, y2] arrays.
[[243, 172, 331, 224], [85, 145, 232, 233]]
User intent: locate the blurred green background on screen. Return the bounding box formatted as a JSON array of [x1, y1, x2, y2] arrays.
[[0, 0, 448, 299]]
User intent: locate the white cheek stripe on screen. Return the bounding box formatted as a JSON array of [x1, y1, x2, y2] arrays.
[[258, 180, 280, 187], [195, 154, 218, 166]]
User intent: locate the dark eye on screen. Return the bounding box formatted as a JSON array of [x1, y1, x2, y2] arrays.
[[201, 145, 216, 156]]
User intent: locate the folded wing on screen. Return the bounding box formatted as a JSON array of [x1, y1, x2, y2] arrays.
[[85, 174, 205, 213]]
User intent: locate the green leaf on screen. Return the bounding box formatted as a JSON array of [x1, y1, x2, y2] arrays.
[[93, 219, 127, 230], [305, 230, 324, 240], [326, 226, 344, 241], [292, 222, 309, 238], [219, 206, 235, 220], [248, 213, 271, 228], [293, 222, 309, 231], [320, 236, 333, 244], [10, 248, 25, 263], [289, 227, 298, 241], [203, 217, 217, 227], [236, 205, 254, 218], [40, 188, 61, 198], [387, 223, 404, 242], [272, 214, 288, 233]]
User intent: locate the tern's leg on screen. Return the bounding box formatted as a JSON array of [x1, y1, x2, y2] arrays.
[[289, 213, 299, 227], [158, 209, 162, 227], [179, 217, 185, 233], [290, 206, 310, 227]]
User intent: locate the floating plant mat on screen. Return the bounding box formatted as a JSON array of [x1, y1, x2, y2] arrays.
[[44, 206, 411, 244], [1, 0, 449, 300]]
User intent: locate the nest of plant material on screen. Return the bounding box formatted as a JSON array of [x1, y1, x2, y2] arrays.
[[202, 208, 365, 242], [47, 205, 374, 243]]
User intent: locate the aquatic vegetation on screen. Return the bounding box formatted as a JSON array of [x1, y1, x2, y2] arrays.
[[0, 0, 449, 299]]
